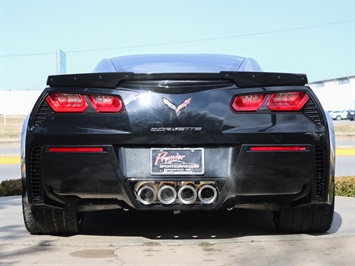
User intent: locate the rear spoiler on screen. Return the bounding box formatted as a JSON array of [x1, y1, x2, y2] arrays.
[[47, 72, 308, 88]]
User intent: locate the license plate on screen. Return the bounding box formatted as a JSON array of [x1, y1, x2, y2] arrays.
[[150, 148, 204, 175]]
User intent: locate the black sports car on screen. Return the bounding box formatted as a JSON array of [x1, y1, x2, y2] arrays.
[[21, 54, 335, 235]]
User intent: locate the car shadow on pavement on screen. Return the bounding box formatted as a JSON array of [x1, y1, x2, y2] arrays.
[[80, 208, 344, 239], [80, 209, 286, 239]]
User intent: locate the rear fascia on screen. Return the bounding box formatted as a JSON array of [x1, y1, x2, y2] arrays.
[[24, 76, 334, 211]]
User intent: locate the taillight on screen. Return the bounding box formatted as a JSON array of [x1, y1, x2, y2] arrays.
[[231, 94, 267, 111], [46, 94, 88, 113], [267, 92, 309, 111], [231, 92, 310, 112], [88, 95, 123, 113]]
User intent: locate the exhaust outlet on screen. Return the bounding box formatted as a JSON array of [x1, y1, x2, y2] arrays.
[[135, 182, 156, 205], [158, 184, 177, 205], [198, 184, 217, 204], [178, 184, 197, 204]]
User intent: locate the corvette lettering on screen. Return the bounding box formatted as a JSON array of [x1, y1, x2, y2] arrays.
[[151, 127, 202, 132]]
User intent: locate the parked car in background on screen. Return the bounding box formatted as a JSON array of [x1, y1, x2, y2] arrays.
[[346, 110, 355, 121], [331, 110, 351, 120]]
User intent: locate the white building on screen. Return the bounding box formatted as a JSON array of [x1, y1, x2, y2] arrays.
[[0, 90, 42, 115], [308, 75, 355, 111]]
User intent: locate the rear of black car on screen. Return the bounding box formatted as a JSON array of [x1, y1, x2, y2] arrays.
[[21, 71, 335, 235]]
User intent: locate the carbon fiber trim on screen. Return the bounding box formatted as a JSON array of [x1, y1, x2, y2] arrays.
[[46, 71, 307, 88]]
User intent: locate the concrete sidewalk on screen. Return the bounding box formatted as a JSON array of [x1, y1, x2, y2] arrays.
[[0, 196, 354, 265]]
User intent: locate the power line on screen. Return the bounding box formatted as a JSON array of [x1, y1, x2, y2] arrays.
[[0, 52, 55, 58], [67, 19, 355, 53], [1, 19, 354, 58]]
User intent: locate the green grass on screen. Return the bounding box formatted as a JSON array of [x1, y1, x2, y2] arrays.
[[335, 176, 355, 197], [0, 179, 22, 197]]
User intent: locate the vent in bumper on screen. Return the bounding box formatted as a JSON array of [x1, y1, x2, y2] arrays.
[[314, 145, 326, 200], [303, 99, 324, 126], [29, 146, 43, 202], [33, 101, 54, 127]]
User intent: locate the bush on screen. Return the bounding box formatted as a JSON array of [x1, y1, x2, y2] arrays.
[[335, 176, 355, 197], [0, 177, 354, 197], [0, 179, 22, 196]]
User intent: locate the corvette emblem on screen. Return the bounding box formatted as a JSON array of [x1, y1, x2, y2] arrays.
[[163, 97, 191, 116]]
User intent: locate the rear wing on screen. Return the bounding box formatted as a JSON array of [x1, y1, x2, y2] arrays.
[[47, 72, 308, 88]]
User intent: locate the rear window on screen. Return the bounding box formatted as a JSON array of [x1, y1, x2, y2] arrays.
[[94, 54, 262, 73]]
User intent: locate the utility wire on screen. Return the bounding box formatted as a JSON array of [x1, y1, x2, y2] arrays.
[[1, 19, 354, 58]]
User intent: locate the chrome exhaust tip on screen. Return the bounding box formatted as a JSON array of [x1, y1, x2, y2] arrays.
[[158, 185, 177, 205], [136, 184, 156, 205], [178, 185, 197, 204], [198, 184, 217, 204]]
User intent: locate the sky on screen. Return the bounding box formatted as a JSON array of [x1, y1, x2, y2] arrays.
[[0, 0, 354, 90]]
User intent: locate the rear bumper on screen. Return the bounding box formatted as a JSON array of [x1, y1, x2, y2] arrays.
[[24, 135, 332, 211]]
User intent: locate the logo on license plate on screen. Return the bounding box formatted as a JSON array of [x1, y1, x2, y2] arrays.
[[151, 148, 204, 175]]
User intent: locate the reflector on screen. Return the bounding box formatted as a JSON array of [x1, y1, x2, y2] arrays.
[[49, 147, 104, 153], [250, 146, 307, 151]]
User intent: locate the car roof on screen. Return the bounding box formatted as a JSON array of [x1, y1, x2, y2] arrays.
[[93, 54, 263, 73]]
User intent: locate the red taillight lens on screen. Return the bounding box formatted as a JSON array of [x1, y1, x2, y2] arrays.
[[250, 146, 307, 151], [267, 92, 309, 111], [49, 147, 104, 153], [231, 94, 267, 111], [88, 95, 123, 113], [46, 94, 88, 113]]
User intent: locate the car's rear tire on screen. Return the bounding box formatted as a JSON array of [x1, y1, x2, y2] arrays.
[[274, 201, 334, 233], [336, 115, 342, 120], [23, 197, 81, 235]]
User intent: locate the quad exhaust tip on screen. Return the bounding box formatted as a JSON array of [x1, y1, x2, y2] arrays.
[[198, 184, 218, 204], [135, 183, 156, 205], [134, 181, 218, 205], [178, 185, 197, 204], [158, 185, 177, 205]]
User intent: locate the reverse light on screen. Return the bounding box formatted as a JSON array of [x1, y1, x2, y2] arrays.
[[231, 94, 267, 111], [88, 95, 123, 113], [46, 94, 88, 113], [267, 92, 309, 111]]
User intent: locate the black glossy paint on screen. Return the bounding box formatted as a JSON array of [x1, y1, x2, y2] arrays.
[[22, 76, 335, 212]]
